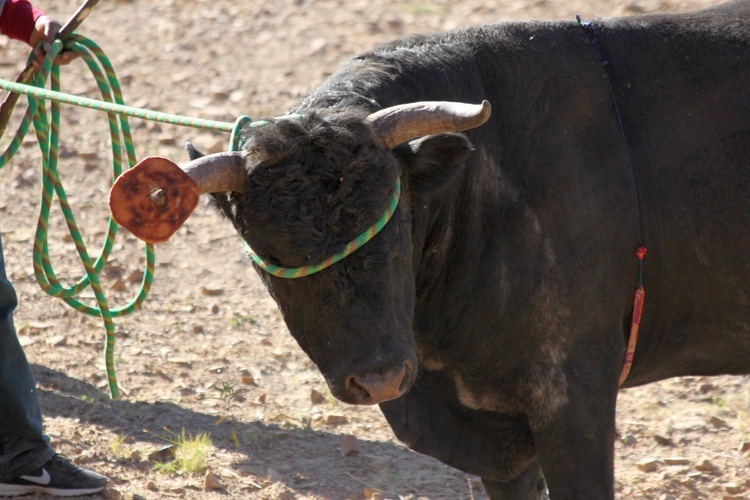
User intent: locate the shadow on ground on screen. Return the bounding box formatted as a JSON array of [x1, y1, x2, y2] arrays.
[[31, 364, 475, 499]]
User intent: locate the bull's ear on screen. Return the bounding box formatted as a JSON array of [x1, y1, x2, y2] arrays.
[[184, 141, 205, 161], [393, 133, 473, 194]]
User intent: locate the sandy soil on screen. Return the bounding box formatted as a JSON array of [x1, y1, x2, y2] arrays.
[[1, 0, 748, 498]]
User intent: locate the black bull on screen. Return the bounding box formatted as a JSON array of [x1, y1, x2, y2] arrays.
[[186, 1, 750, 498]]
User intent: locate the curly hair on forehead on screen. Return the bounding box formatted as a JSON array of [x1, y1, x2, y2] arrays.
[[214, 109, 401, 268]]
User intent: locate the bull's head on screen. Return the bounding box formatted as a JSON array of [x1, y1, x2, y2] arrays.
[[111, 100, 491, 405]]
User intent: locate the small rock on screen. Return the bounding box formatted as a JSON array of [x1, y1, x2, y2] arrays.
[[204, 471, 225, 491], [136, 460, 152, 472], [653, 434, 674, 446], [708, 416, 728, 428], [45, 335, 67, 347], [325, 415, 348, 426], [309, 38, 328, 54], [74, 449, 98, 464], [110, 279, 126, 292], [637, 459, 660, 473], [695, 459, 717, 472], [167, 357, 193, 368], [620, 434, 637, 446], [78, 151, 99, 160], [663, 457, 690, 466], [179, 386, 196, 396], [127, 270, 144, 283], [148, 445, 175, 462], [724, 483, 742, 494], [229, 90, 245, 103], [341, 435, 360, 456], [17, 335, 37, 347], [310, 389, 326, 404], [739, 441, 750, 455], [211, 88, 229, 100], [240, 369, 256, 384], [146, 481, 158, 491]]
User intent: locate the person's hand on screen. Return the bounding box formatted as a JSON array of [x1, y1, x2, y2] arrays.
[[28, 15, 78, 69]]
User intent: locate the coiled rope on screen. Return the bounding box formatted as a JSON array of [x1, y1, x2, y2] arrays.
[[0, 35, 246, 399]]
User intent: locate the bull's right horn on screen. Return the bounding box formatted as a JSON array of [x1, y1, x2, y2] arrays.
[[109, 152, 248, 243], [180, 150, 249, 195]]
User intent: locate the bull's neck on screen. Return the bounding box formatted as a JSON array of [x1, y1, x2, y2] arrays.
[[410, 169, 501, 333]]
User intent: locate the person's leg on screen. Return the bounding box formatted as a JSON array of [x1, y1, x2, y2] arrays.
[[0, 231, 55, 482], [0, 230, 106, 496]]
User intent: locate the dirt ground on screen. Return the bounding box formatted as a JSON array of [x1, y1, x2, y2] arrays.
[[1, 0, 749, 498]]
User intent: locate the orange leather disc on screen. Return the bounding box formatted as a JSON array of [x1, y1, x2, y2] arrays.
[[109, 156, 200, 243]]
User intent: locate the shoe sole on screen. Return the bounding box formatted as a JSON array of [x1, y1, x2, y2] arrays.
[[0, 484, 105, 496]]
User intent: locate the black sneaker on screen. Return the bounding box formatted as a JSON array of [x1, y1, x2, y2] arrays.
[[0, 454, 107, 497]]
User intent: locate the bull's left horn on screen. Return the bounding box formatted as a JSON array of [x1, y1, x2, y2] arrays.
[[366, 100, 492, 150], [109, 152, 248, 243]]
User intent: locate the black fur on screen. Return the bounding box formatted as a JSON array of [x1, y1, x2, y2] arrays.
[[205, 2, 750, 497]]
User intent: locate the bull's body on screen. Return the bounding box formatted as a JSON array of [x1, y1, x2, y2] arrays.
[[206, 1, 750, 497]]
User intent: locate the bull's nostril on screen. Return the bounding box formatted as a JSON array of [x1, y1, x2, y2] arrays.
[[404, 359, 415, 376], [346, 375, 373, 403], [399, 360, 414, 392], [345, 362, 412, 405]]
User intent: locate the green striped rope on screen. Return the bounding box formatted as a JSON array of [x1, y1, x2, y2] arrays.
[[0, 78, 302, 135], [247, 177, 401, 278], [0, 35, 252, 399], [0, 74, 236, 133], [0, 37, 157, 399]]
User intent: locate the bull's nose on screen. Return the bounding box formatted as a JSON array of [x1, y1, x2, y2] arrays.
[[345, 361, 414, 405]]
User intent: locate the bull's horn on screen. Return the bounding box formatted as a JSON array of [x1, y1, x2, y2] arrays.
[[109, 152, 248, 243], [181, 150, 249, 194], [366, 100, 492, 150]]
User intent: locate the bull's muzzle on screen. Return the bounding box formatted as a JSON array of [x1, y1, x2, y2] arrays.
[[339, 360, 415, 405]]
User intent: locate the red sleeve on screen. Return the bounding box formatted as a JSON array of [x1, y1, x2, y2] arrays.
[[0, 0, 45, 44]]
